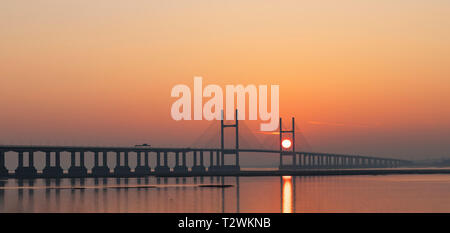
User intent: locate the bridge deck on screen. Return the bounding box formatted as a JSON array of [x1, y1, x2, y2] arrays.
[[0, 145, 406, 162]]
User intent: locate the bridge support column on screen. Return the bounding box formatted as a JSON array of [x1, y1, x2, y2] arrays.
[[209, 151, 213, 169], [201, 151, 204, 166], [302, 154, 306, 168], [0, 151, 8, 177], [43, 151, 63, 177], [124, 151, 129, 167], [137, 151, 141, 166], [145, 152, 149, 167], [80, 151, 85, 168], [155, 151, 170, 175], [29, 151, 34, 167], [92, 151, 110, 177], [209, 150, 221, 173], [279, 153, 283, 168], [114, 151, 131, 177], [15, 151, 37, 178], [221, 150, 225, 168], [70, 151, 75, 167], [164, 151, 168, 167], [193, 151, 197, 167], [174, 151, 188, 174], [18, 151, 23, 168], [156, 151, 160, 167], [135, 151, 151, 176], [192, 151, 206, 173], [68, 151, 87, 177], [94, 151, 99, 167], [45, 151, 50, 168], [293, 153, 297, 168], [216, 150, 220, 167], [116, 151, 121, 166]]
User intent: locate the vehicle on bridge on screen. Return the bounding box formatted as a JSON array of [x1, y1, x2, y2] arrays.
[[135, 143, 151, 147]]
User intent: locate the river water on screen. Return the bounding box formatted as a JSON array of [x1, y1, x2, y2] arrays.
[[1, 174, 450, 212]]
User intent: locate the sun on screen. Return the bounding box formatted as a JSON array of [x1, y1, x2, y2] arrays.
[[282, 139, 292, 149]]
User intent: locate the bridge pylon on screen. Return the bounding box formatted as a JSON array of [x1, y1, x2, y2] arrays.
[[279, 117, 296, 170], [214, 109, 240, 172]]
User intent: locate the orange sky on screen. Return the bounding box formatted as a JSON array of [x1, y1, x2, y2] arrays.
[[1, 0, 450, 160]]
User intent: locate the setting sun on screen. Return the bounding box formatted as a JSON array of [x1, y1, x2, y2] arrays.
[[282, 139, 292, 149]]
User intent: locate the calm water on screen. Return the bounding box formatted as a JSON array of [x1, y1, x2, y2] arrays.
[[1, 174, 450, 212]]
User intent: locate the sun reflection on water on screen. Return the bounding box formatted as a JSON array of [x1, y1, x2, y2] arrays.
[[282, 176, 293, 213]]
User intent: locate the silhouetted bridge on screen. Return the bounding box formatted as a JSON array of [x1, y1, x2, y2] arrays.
[[0, 111, 409, 178], [0, 146, 408, 178]]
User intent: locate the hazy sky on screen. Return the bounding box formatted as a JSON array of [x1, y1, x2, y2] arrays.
[[1, 0, 450, 160]]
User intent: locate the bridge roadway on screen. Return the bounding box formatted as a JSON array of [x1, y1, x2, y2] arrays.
[[0, 145, 409, 178]]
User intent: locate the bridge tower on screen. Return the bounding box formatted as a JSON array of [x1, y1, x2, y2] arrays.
[[219, 109, 240, 172], [279, 117, 296, 169]]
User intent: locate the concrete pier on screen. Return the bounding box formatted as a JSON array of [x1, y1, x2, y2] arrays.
[[155, 151, 170, 174], [114, 151, 132, 177], [15, 151, 37, 178], [135, 151, 151, 175], [173, 151, 188, 174], [42, 151, 63, 177], [0, 151, 8, 176], [68, 151, 87, 177], [191, 151, 206, 173], [92, 151, 110, 176], [208, 150, 222, 172]]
